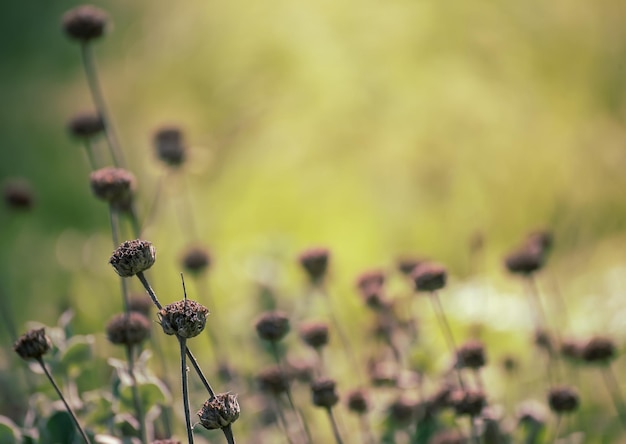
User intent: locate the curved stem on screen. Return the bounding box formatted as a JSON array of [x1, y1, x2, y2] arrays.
[[221, 424, 236, 444], [271, 395, 295, 444], [326, 407, 343, 444], [37, 358, 90, 444], [178, 337, 194, 444], [126, 345, 147, 444], [185, 346, 216, 398], [429, 291, 464, 389], [136, 272, 163, 310], [80, 43, 125, 168]]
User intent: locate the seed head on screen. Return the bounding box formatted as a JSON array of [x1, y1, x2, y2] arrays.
[[14, 328, 51, 361], [62, 5, 108, 42], [298, 247, 330, 284], [158, 299, 209, 339], [388, 397, 417, 425], [451, 389, 486, 417], [128, 294, 153, 316], [106, 312, 151, 346], [428, 384, 454, 411], [527, 230, 553, 254], [287, 358, 315, 383], [346, 389, 369, 414], [181, 245, 211, 275], [90, 167, 136, 211], [547, 386, 579, 414], [109, 239, 156, 277], [298, 321, 329, 349], [356, 269, 385, 291], [255, 311, 290, 342], [3, 179, 34, 210], [581, 336, 616, 364], [504, 244, 544, 275], [153, 125, 186, 167], [457, 339, 487, 369], [560, 338, 584, 362], [257, 366, 290, 395], [534, 329, 554, 353], [412, 263, 447, 292], [311, 378, 339, 408], [396, 256, 424, 276], [67, 111, 104, 138], [197, 393, 240, 430]]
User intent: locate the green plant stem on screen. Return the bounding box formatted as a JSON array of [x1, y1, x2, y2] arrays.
[[551, 414, 562, 443], [271, 395, 295, 444], [429, 291, 464, 389], [37, 358, 90, 444], [270, 342, 312, 444], [222, 424, 236, 444], [601, 366, 626, 431], [326, 407, 344, 444], [80, 42, 125, 168], [178, 337, 195, 444], [82, 139, 98, 171], [136, 272, 163, 310], [126, 344, 147, 444]]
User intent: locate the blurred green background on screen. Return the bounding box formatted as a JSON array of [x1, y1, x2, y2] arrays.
[[2, 0, 626, 438]]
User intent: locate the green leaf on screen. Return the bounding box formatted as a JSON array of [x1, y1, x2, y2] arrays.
[[43, 410, 76, 444], [119, 381, 169, 414], [0, 415, 21, 444], [59, 335, 94, 374]]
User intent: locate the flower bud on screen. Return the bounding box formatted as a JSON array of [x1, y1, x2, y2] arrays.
[[3, 179, 34, 210], [197, 393, 240, 430], [451, 389, 486, 417], [504, 244, 544, 275], [457, 339, 487, 369], [158, 299, 209, 339], [14, 328, 51, 360], [257, 366, 289, 395], [109, 239, 156, 277], [346, 389, 369, 414], [581, 336, 616, 364], [67, 111, 104, 138]]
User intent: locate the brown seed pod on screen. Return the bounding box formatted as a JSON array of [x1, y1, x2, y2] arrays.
[[128, 294, 153, 316], [67, 111, 104, 138], [14, 328, 51, 360], [298, 247, 330, 284], [451, 389, 487, 417], [356, 269, 385, 291], [257, 366, 290, 395], [346, 388, 369, 414], [62, 5, 108, 41], [396, 256, 425, 276], [255, 311, 290, 342], [504, 244, 544, 275], [457, 339, 487, 369], [581, 336, 616, 364], [298, 321, 329, 349], [3, 179, 34, 210], [181, 245, 211, 275], [197, 393, 240, 430], [547, 386, 579, 413], [388, 397, 417, 426], [411, 263, 447, 292], [90, 167, 136, 211], [153, 125, 186, 167], [109, 239, 156, 277], [560, 338, 584, 362], [106, 312, 151, 346], [158, 299, 209, 338], [311, 378, 339, 408]]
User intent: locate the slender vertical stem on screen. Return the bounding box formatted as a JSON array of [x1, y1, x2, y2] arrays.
[[178, 337, 194, 444], [551, 414, 562, 443], [271, 395, 295, 444], [126, 345, 147, 444], [80, 43, 125, 168], [326, 408, 344, 444], [469, 416, 479, 444], [601, 366, 626, 431], [429, 291, 464, 389], [37, 358, 90, 444], [82, 140, 98, 171], [221, 424, 236, 444]]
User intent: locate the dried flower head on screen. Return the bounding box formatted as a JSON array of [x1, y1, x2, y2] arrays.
[[3, 179, 34, 210], [457, 339, 487, 369], [128, 294, 153, 316], [527, 230, 553, 253], [311, 378, 339, 408], [153, 125, 186, 167], [62, 5, 108, 41], [257, 366, 290, 395], [396, 256, 424, 276], [547, 386, 579, 414], [369, 360, 398, 387], [560, 338, 584, 362], [106, 312, 151, 346], [67, 111, 104, 138], [451, 389, 487, 417], [298, 247, 330, 284], [14, 328, 51, 360], [90, 167, 136, 210], [534, 329, 554, 353], [197, 393, 240, 430], [110, 239, 156, 277], [388, 397, 417, 425], [502, 355, 518, 374], [412, 263, 447, 292], [181, 245, 211, 275], [255, 311, 290, 342], [346, 388, 369, 414], [299, 321, 329, 349], [581, 336, 616, 364], [287, 358, 315, 383], [504, 244, 544, 275], [158, 299, 209, 338], [356, 269, 385, 291]]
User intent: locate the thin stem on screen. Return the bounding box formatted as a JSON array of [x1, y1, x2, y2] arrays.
[[82, 139, 98, 171], [185, 346, 216, 398], [126, 345, 147, 444], [80, 43, 126, 168], [37, 358, 90, 444], [469, 416, 479, 444], [429, 291, 464, 389], [178, 337, 194, 444], [326, 407, 344, 444], [551, 414, 562, 443], [601, 366, 626, 431], [271, 395, 295, 444], [136, 272, 163, 310], [359, 415, 375, 444], [109, 206, 120, 247], [221, 424, 236, 444]]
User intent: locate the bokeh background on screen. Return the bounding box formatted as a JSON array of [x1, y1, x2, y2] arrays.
[[2, 0, 626, 441]]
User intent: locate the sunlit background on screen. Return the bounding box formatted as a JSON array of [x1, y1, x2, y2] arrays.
[[2, 0, 626, 441]]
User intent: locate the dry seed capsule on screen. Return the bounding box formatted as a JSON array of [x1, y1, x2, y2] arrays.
[[62, 5, 108, 41], [158, 299, 209, 339], [547, 386, 579, 413], [298, 247, 330, 284], [90, 167, 136, 211], [197, 393, 240, 430], [109, 239, 156, 277], [311, 378, 339, 408], [255, 311, 290, 342], [3, 179, 34, 210], [396, 256, 424, 276], [299, 321, 329, 349], [346, 388, 369, 414], [106, 312, 151, 346], [451, 389, 487, 417], [181, 245, 211, 275], [412, 263, 447, 292], [388, 397, 417, 426], [67, 111, 104, 138], [153, 125, 186, 167], [457, 339, 487, 369], [128, 294, 153, 316], [14, 328, 51, 360], [257, 366, 289, 395], [504, 244, 544, 275], [581, 336, 616, 364]]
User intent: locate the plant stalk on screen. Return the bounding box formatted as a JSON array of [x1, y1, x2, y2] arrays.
[[178, 337, 194, 444]]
